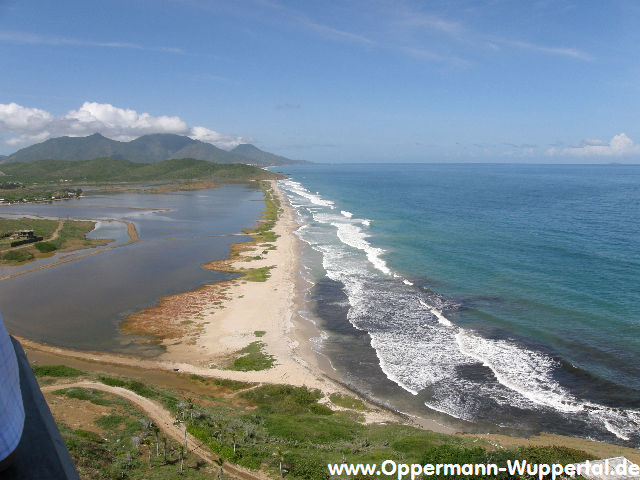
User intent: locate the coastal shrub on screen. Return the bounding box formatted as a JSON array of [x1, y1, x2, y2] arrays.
[[241, 266, 273, 282], [58, 422, 115, 478], [187, 373, 253, 391], [240, 384, 325, 414], [309, 403, 334, 415], [485, 446, 595, 477], [94, 414, 125, 430], [264, 414, 357, 443], [211, 378, 253, 391], [229, 341, 275, 371], [35, 241, 57, 253], [2, 250, 33, 262], [284, 452, 329, 480], [98, 376, 157, 399], [253, 330, 266, 337], [421, 444, 488, 477], [32, 364, 85, 377], [53, 387, 120, 406], [329, 392, 367, 411], [73, 429, 104, 443]]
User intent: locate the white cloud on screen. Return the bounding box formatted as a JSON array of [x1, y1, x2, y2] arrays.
[[0, 31, 189, 55], [0, 102, 249, 149], [504, 40, 592, 60], [546, 133, 640, 157], [189, 126, 252, 149], [0, 103, 52, 131]]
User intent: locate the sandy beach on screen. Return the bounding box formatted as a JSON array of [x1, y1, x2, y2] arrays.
[[17, 179, 640, 464], [18, 181, 412, 427]]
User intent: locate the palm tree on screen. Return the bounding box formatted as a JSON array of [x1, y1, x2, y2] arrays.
[[151, 423, 160, 456], [272, 447, 289, 478], [177, 445, 185, 474]]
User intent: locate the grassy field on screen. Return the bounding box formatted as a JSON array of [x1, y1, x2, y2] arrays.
[[35, 365, 598, 480], [227, 341, 276, 371], [0, 217, 111, 265], [0, 157, 283, 184]]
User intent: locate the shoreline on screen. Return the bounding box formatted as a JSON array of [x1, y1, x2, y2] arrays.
[[14, 180, 410, 426], [12, 180, 640, 464]]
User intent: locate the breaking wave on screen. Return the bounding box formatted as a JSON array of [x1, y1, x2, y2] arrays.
[[278, 178, 640, 444]]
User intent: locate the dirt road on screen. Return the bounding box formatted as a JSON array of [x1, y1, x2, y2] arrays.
[[42, 381, 271, 480]]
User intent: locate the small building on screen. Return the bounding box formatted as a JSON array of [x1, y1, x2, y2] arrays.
[[16, 230, 35, 239]]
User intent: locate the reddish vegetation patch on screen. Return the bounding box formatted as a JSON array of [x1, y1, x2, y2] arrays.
[[119, 184, 274, 345], [120, 281, 231, 342]]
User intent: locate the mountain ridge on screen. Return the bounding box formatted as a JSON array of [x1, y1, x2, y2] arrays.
[[1, 133, 306, 166]]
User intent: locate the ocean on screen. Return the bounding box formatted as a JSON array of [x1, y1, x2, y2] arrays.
[[276, 163, 640, 447]]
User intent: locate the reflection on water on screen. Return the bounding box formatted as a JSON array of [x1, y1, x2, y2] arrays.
[[0, 185, 264, 356]]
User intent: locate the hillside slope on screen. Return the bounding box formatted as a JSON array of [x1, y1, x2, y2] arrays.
[[2, 133, 304, 166]]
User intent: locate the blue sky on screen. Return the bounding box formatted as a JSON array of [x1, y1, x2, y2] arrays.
[[1, 0, 639, 162]]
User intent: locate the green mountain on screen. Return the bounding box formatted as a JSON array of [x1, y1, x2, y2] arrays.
[[2, 133, 304, 166], [0, 157, 282, 183], [231, 143, 308, 165]]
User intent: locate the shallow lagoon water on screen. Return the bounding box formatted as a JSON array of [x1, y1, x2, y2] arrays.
[[0, 185, 264, 356]]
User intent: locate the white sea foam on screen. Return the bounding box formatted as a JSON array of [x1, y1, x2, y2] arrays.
[[281, 180, 335, 208], [278, 178, 640, 442], [361, 219, 371, 226], [418, 300, 454, 327], [341, 210, 353, 218], [456, 330, 582, 413], [331, 222, 391, 275], [403, 279, 413, 286]]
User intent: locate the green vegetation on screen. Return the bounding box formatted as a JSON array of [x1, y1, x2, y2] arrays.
[[187, 374, 253, 391], [329, 392, 368, 411], [253, 330, 266, 337], [53, 387, 127, 407], [35, 241, 57, 253], [0, 217, 58, 239], [228, 341, 276, 371], [0, 217, 109, 265], [37, 365, 596, 480], [5, 132, 301, 166], [50, 220, 96, 249], [249, 181, 281, 243], [32, 364, 85, 377], [239, 265, 273, 282], [99, 376, 158, 398], [59, 402, 218, 479], [0, 187, 82, 203], [1, 250, 33, 263], [0, 157, 283, 184]]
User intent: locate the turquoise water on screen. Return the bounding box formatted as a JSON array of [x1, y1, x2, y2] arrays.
[[278, 163, 640, 445]]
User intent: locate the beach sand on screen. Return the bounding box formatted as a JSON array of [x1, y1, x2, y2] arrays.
[[17, 180, 640, 462], [19, 181, 412, 427]]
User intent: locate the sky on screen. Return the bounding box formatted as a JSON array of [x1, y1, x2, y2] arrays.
[[1, 0, 639, 163]]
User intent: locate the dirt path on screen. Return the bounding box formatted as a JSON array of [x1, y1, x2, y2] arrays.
[[0, 220, 139, 283], [49, 220, 64, 242], [42, 381, 271, 480]]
